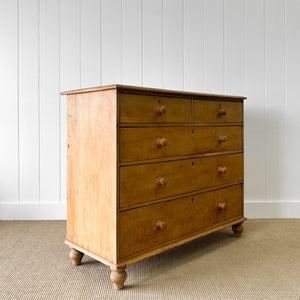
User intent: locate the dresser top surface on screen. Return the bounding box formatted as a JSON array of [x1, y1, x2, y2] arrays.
[[61, 84, 246, 101]]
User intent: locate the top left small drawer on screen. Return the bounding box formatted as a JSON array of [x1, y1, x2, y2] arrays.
[[119, 93, 192, 124]]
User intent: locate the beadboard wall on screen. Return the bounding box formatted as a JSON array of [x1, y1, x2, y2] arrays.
[[0, 0, 299, 220]]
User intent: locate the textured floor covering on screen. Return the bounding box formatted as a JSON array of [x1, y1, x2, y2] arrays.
[[0, 219, 299, 300]]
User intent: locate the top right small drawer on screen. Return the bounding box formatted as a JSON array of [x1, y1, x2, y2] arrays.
[[194, 100, 243, 123]]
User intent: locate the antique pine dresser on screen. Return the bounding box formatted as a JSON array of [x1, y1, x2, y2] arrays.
[[61, 85, 246, 290]]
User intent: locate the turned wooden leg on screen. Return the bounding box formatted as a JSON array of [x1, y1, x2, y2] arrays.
[[69, 248, 84, 266], [110, 266, 127, 290], [232, 222, 244, 237]]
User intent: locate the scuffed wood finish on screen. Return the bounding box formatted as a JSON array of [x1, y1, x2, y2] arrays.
[[66, 90, 117, 264], [110, 266, 127, 290], [194, 100, 243, 123], [69, 248, 84, 266], [119, 93, 192, 124], [120, 153, 243, 207], [63, 85, 246, 290], [120, 126, 242, 162], [119, 184, 243, 259]]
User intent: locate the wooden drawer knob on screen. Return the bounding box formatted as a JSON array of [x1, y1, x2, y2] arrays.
[[156, 137, 167, 147], [156, 105, 167, 115], [218, 166, 228, 174], [218, 108, 227, 116], [156, 219, 167, 230], [218, 135, 227, 143], [217, 202, 226, 210], [157, 176, 167, 186]]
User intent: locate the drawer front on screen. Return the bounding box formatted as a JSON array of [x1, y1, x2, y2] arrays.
[[119, 126, 242, 162], [194, 100, 243, 123], [119, 184, 243, 258], [119, 93, 192, 124], [120, 153, 243, 208]]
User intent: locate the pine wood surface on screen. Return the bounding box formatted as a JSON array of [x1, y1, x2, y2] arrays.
[[119, 126, 243, 162], [66, 216, 246, 268], [67, 90, 118, 264], [63, 85, 246, 289], [119, 184, 243, 259], [120, 153, 243, 208], [61, 84, 246, 101], [194, 100, 243, 123], [119, 93, 192, 124]]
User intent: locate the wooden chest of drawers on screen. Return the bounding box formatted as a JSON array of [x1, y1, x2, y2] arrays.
[[61, 85, 246, 290]]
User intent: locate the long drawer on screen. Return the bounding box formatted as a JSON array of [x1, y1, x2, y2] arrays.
[[120, 153, 243, 208], [119, 93, 192, 124], [119, 184, 243, 258], [119, 126, 242, 162]]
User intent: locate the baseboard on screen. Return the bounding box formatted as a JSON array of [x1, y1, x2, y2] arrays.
[[245, 201, 300, 218], [0, 203, 66, 220], [0, 201, 299, 220]]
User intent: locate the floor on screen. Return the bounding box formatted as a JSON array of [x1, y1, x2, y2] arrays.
[[0, 219, 299, 299]]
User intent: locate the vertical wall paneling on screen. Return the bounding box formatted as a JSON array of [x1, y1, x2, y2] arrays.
[[224, 0, 244, 95], [143, 0, 163, 88], [0, 0, 19, 204], [39, 0, 60, 203], [102, 0, 122, 85], [244, 0, 266, 202], [1, 0, 300, 219], [163, 0, 183, 90], [60, 0, 81, 204], [285, 0, 300, 200], [184, 0, 204, 92], [19, 0, 40, 203], [81, 0, 101, 87], [265, 0, 286, 201], [204, 0, 224, 93], [122, 0, 142, 86]]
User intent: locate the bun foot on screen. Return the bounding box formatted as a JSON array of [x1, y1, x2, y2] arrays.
[[110, 266, 127, 290], [232, 223, 244, 237], [69, 248, 84, 266]]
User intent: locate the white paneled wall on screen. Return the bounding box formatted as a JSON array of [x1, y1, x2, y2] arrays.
[[0, 0, 299, 219]]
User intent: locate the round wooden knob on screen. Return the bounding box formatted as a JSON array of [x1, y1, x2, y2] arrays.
[[218, 166, 228, 174], [218, 108, 227, 116], [156, 105, 167, 115], [157, 176, 167, 186], [156, 219, 167, 230], [156, 137, 167, 147], [217, 202, 226, 210], [218, 135, 227, 143]]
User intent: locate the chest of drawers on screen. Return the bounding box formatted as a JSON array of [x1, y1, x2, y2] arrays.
[[61, 85, 246, 290]]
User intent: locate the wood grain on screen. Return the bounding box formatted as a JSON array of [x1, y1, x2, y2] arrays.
[[119, 126, 243, 162], [194, 100, 243, 123], [119, 92, 192, 123], [67, 89, 117, 264], [61, 84, 246, 100], [110, 266, 127, 290], [118, 217, 246, 266], [120, 153, 243, 207], [119, 184, 243, 258], [63, 85, 245, 288], [69, 248, 84, 266]]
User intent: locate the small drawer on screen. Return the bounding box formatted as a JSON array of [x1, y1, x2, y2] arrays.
[[119, 126, 243, 162], [120, 153, 243, 208], [194, 100, 243, 123], [119, 93, 192, 124], [119, 184, 243, 258]]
